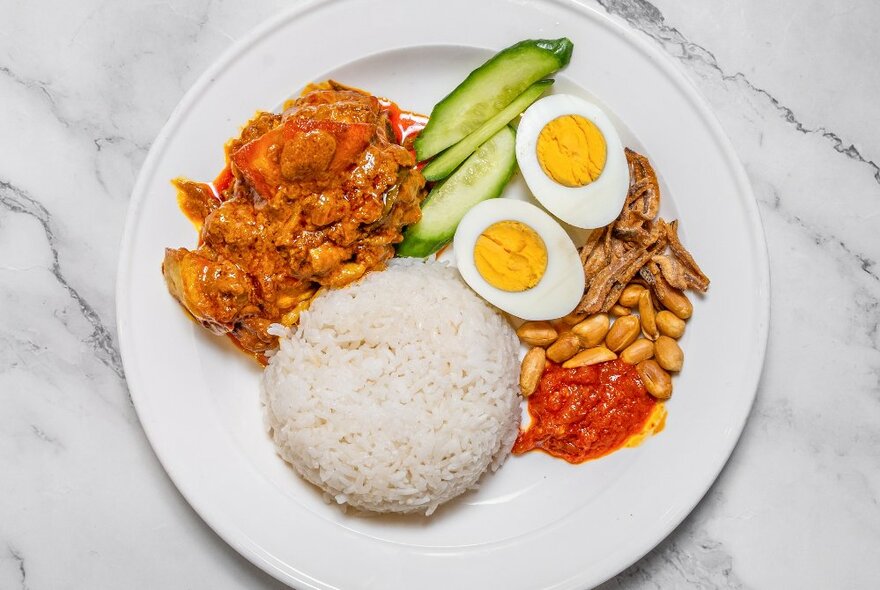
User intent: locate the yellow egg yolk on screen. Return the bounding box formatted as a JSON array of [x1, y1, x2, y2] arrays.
[[536, 114, 607, 187], [474, 220, 548, 292]]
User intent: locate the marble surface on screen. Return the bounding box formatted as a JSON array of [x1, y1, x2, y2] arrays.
[[1, 0, 878, 587]]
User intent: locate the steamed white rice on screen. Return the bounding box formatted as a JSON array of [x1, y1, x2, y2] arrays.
[[261, 258, 521, 515]]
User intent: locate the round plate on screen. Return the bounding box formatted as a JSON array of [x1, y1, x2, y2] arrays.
[[117, 1, 769, 588]]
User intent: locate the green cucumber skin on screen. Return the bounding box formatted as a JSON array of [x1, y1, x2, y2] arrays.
[[414, 38, 573, 161], [397, 127, 517, 258], [421, 80, 553, 181]]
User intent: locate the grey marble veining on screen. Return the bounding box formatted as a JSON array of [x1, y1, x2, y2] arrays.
[[1, 0, 878, 588]]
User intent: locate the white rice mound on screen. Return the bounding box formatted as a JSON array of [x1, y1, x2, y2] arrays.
[[261, 258, 521, 515]]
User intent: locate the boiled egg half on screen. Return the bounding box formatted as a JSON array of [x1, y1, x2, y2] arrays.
[[453, 199, 585, 320], [516, 94, 630, 229]]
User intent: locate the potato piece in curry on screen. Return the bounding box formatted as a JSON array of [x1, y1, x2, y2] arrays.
[[163, 83, 427, 358]]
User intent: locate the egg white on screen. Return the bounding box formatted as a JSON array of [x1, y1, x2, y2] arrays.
[[516, 94, 630, 229], [453, 199, 585, 320]]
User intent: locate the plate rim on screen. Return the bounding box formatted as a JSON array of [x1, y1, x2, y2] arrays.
[[116, 0, 771, 587]]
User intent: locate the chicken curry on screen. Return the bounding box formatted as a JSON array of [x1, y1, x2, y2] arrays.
[[163, 82, 427, 359]]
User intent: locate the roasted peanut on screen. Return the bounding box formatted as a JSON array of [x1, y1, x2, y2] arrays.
[[610, 304, 631, 317], [546, 332, 581, 363], [654, 335, 683, 372], [605, 315, 640, 352], [550, 318, 570, 334], [656, 310, 686, 339], [652, 291, 663, 311], [520, 347, 546, 397], [637, 359, 673, 400], [639, 289, 659, 341], [572, 313, 610, 348], [561, 309, 589, 325], [620, 338, 655, 365], [563, 346, 617, 368], [516, 321, 558, 347], [619, 284, 645, 308], [657, 287, 692, 319]]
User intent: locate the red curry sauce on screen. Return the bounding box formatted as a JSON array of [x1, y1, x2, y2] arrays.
[[513, 360, 658, 463], [379, 98, 428, 148]]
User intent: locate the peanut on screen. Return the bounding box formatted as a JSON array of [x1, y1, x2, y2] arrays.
[[561, 309, 589, 326], [572, 313, 610, 348], [550, 318, 570, 334], [656, 311, 686, 339], [619, 284, 645, 308], [605, 315, 640, 352], [639, 289, 659, 341], [519, 347, 546, 397], [610, 304, 631, 317], [620, 338, 655, 365], [546, 332, 581, 363], [637, 359, 673, 400], [657, 287, 692, 319], [563, 346, 617, 368], [654, 335, 684, 372], [516, 321, 558, 347]]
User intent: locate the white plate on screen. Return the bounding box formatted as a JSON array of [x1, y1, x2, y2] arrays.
[[117, 1, 770, 588]]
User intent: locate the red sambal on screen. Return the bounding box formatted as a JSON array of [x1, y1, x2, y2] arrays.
[[513, 359, 659, 463]]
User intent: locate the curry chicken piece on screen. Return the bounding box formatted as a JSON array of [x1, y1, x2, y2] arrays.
[[163, 87, 426, 356]]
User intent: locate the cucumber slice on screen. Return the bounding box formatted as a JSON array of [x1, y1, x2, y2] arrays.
[[422, 80, 552, 181], [414, 38, 572, 161], [397, 126, 517, 258]]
